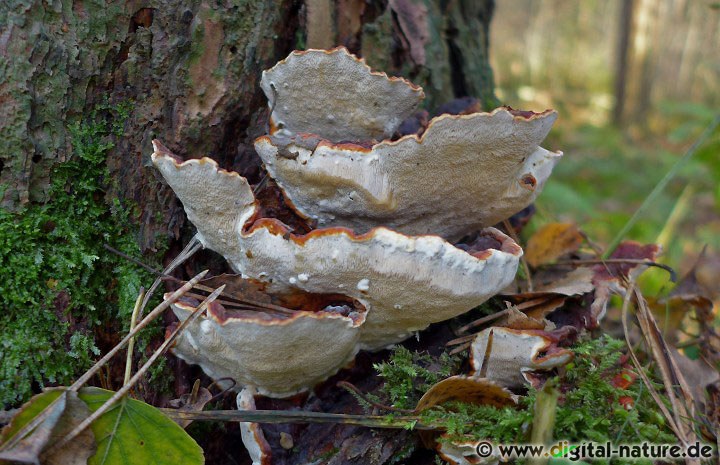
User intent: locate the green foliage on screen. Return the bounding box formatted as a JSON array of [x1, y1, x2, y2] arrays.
[[0, 101, 162, 407], [387, 336, 675, 462], [79, 387, 204, 465], [555, 336, 675, 447], [421, 400, 534, 444], [374, 347, 461, 410], [0, 387, 203, 465], [534, 101, 720, 289]]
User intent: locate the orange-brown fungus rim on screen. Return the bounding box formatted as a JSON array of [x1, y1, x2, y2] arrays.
[[469, 327, 574, 370], [478, 228, 523, 257], [258, 107, 558, 154], [267, 46, 425, 95], [153, 149, 522, 262]]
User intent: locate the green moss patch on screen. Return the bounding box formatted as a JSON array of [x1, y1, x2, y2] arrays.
[[0, 101, 163, 407]]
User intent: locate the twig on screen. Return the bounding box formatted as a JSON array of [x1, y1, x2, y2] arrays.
[[552, 258, 676, 282], [337, 381, 416, 414], [70, 269, 208, 391], [48, 284, 226, 454], [158, 409, 440, 431], [138, 235, 202, 319], [0, 269, 209, 453], [206, 378, 237, 403], [124, 289, 144, 385], [448, 342, 470, 355], [603, 114, 720, 258], [103, 244, 163, 276], [455, 298, 549, 336], [503, 219, 533, 291]]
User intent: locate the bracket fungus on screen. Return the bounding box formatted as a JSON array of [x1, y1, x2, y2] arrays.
[[469, 327, 574, 388], [153, 146, 521, 351], [256, 47, 562, 240], [168, 294, 365, 397], [152, 47, 564, 398], [237, 387, 271, 465], [262, 47, 424, 141]]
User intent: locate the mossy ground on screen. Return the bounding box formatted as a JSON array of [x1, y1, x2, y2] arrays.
[[373, 336, 677, 465], [0, 101, 165, 407]]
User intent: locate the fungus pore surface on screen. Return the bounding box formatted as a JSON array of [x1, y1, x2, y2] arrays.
[[255, 48, 562, 240], [153, 143, 521, 350]]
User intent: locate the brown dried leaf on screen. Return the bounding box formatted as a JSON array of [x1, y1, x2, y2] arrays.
[[415, 376, 516, 413], [414, 376, 515, 450], [669, 347, 719, 410], [525, 223, 584, 267], [524, 296, 566, 322], [0, 389, 95, 465], [591, 241, 660, 322], [633, 288, 699, 446], [167, 380, 213, 429], [496, 306, 547, 330], [531, 268, 595, 297]]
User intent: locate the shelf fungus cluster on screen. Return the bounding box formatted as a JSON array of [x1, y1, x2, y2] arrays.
[[152, 47, 563, 399]]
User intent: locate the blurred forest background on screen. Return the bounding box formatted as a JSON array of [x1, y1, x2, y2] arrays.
[[491, 0, 720, 293]]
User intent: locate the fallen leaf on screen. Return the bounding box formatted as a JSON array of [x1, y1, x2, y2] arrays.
[[78, 387, 204, 465], [167, 380, 213, 429], [591, 241, 660, 322], [524, 297, 566, 322], [0, 388, 95, 465], [497, 306, 547, 330], [703, 381, 720, 442], [525, 223, 584, 268], [669, 347, 720, 410], [654, 249, 718, 347], [414, 376, 516, 450], [415, 376, 516, 413], [529, 268, 595, 297]]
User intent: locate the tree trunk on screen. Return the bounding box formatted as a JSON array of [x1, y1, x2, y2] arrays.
[[1, 0, 496, 463], [1, 0, 496, 250]]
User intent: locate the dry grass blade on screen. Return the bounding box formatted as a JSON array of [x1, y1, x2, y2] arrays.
[[183, 289, 298, 316], [69, 269, 209, 391], [633, 287, 698, 447], [123, 289, 145, 385], [0, 269, 208, 453], [620, 282, 683, 439], [139, 235, 202, 318], [603, 114, 720, 258], [47, 284, 226, 455]]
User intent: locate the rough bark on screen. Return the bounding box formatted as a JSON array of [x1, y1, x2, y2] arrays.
[[1, 0, 496, 251], [2, 1, 496, 462]]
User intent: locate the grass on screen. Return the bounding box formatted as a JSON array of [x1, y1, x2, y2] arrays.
[[376, 337, 678, 465], [529, 100, 720, 292]]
